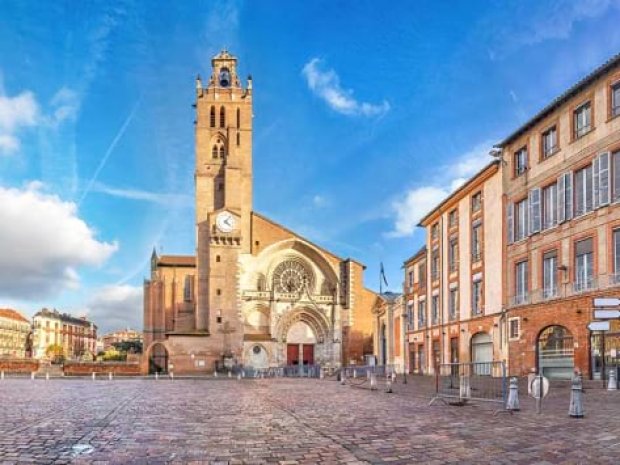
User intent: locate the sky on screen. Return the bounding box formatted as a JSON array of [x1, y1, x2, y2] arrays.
[[1, 0, 620, 334]]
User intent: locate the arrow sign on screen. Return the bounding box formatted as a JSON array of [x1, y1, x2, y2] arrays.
[[588, 321, 610, 331], [594, 309, 620, 319], [594, 297, 620, 307]]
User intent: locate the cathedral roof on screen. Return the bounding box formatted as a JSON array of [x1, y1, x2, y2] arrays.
[[157, 255, 196, 267]]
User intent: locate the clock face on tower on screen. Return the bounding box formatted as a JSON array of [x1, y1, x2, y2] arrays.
[[219, 68, 231, 87], [216, 211, 235, 233], [272, 260, 313, 294]]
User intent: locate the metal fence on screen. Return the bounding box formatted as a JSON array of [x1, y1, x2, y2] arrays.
[[342, 364, 395, 379], [231, 364, 321, 378], [430, 361, 507, 408]]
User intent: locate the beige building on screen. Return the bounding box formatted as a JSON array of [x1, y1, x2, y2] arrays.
[[372, 292, 405, 372], [32, 308, 97, 360], [404, 161, 506, 375], [0, 309, 30, 358], [501, 53, 620, 379], [143, 51, 377, 374], [100, 328, 143, 352]]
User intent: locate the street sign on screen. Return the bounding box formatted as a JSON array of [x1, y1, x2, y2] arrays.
[[594, 297, 620, 307], [588, 321, 610, 331], [594, 309, 620, 319]]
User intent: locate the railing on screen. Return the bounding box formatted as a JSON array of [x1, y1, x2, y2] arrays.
[[237, 364, 321, 378], [573, 277, 596, 294], [512, 293, 530, 306], [542, 286, 559, 300], [471, 251, 482, 262], [342, 364, 395, 379]]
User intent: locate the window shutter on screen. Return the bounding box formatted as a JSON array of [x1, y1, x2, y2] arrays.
[[593, 156, 600, 209], [529, 188, 541, 234], [557, 174, 566, 224], [507, 202, 514, 244], [599, 152, 610, 206], [565, 171, 573, 220]]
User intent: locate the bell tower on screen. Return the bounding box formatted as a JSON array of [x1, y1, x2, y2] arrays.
[[194, 50, 253, 348]]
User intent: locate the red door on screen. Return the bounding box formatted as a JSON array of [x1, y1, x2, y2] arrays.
[[287, 344, 299, 365], [303, 344, 314, 365]]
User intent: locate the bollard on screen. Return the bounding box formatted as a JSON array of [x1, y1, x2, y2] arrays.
[[108, 372, 113, 381], [46, 372, 49, 381], [1, 371, 4, 381], [31, 372, 35, 381], [607, 370, 617, 391], [403, 372, 407, 384], [340, 372, 346, 385], [506, 377, 520, 411], [459, 375, 471, 400], [170, 372, 174, 381], [92, 372, 96, 381], [214, 371, 218, 378], [353, 370, 357, 379], [228, 371, 232, 378], [569, 372, 584, 418], [391, 372, 396, 384], [155, 372, 159, 381], [385, 376, 393, 393], [320, 368, 324, 380], [370, 373, 377, 391], [241, 370, 245, 378], [237, 373, 242, 381]]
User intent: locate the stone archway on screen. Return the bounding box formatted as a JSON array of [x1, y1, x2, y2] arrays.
[[275, 306, 331, 366], [148, 343, 168, 374]]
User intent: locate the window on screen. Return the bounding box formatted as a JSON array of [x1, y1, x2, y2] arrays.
[[514, 147, 528, 176], [418, 262, 426, 288], [472, 192, 482, 212], [449, 288, 458, 320], [431, 223, 439, 241], [614, 151, 620, 202], [613, 229, 620, 283], [448, 209, 458, 228], [542, 126, 558, 158], [471, 223, 482, 262], [574, 101, 591, 138], [431, 249, 439, 281], [542, 184, 557, 229], [574, 164, 593, 216], [236, 132, 240, 146], [612, 82, 620, 118], [183, 276, 193, 302], [509, 318, 520, 340], [431, 295, 439, 325], [407, 270, 414, 287], [515, 260, 529, 304], [219, 106, 226, 128], [448, 238, 458, 272], [515, 198, 528, 241], [542, 250, 558, 299], [418, 300, 426, 328], [574, 238, 594, 292], [210, 106, 216, 127], [236, 108, 241, 127], [406, 303, 414, 330], [472, 280, 482, 315]]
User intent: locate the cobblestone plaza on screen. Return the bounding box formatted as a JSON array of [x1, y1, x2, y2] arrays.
[[1, 378, 619, 464]]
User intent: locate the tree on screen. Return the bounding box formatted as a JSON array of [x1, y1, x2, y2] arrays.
[[46, 344, 65, 364]]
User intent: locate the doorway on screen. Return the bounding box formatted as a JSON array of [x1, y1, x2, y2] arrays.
[[148, 343, 168, 374]]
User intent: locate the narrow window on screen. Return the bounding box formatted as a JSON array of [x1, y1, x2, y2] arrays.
[[472, 280, 482, 315], [216, 255, 221, 263], [472, 192, 482, 212], [236, 132, 240, 146], [448, 209, 458, 228], [574, 238, 594, 292], [431, 295, 439, 325], [613, 229, 620, 283], [210, 106, 215, 127], [418, 301, 426, 328], [515, 198, 528, 241], [212, 145, 218, 159], [542, 250, 558, 299], [542, 184, 557, 229], [509, 319, 520, 339], [514, 147, 528, 176], [220, 106, 226, 128], [431, 249, 439, 280], [418, 262, 426, 289], [573, 101, 592, 138], [515, 260, 529, 304], [431, 223, 439, 240], [236, 108, 241, 127], [542, 126, 558, 158], [219, 146, 225, 159], [471, 223, 482, 261], [183, 275, 193, 302], [574, 164, 593, 216], [449, 288, 458, 320], [449, 238, 458, 272], [613, 151, 620, 202], [612, 82, 620, 118]]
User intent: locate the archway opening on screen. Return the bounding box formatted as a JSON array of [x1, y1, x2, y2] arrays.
[[286, 321, 317, 366], [537, 325, 574, 379], [148, 343, 168, 374]]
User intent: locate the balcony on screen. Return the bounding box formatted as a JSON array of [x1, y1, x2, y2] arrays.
[[542, 286, 559, 300], [512, 293, 530, 306], [573, 278, 596, 294]]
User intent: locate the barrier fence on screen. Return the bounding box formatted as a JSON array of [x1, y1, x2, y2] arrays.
[[342, 364, 395, 379], [430, 361, 507, 408]]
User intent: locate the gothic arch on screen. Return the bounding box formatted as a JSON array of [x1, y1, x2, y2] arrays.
[[274, 306, 330, 344]]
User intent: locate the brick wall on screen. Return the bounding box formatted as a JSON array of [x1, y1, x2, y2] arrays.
[[63, 362, 141, 375], [0, 359, 39, 373]]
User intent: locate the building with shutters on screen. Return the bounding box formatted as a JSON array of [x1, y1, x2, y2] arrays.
[[0, 309, 31, 359], [403, 161, 505, 375], [32, 308, 97, 361], [372, 292, 405, 372], [143, 51, 378, 374], [500, 53, 620, 379]]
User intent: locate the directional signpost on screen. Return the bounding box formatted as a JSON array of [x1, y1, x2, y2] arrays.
[[588, 321, 611, 331]]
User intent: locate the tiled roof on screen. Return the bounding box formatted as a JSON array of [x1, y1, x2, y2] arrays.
[[497, 52, 620, 147], [157, 255, 196, 267], [0, 308, 29, 323], [33, 308, 96, 328]]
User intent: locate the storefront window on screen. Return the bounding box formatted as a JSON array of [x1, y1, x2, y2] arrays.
[[591, 320, 620, 381]]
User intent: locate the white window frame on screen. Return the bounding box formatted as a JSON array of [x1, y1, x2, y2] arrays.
[[574, 101, 592, 138], [508, 317, 520, 341]]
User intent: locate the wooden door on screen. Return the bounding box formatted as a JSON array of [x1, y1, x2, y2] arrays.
[[287, 344, 299, 365], [302, 344, 314, 365]]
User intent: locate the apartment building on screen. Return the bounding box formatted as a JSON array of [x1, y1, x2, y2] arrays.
[[405, 161, 505, 375], [100, 328, 143, 352], [32, 308, 97, 360], [501, 53, 620, 379], [372, 292, 404, 372], [0, 309, 31, 358]]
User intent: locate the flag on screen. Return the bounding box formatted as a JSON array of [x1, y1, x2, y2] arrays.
[[380, 262, 389, 289]]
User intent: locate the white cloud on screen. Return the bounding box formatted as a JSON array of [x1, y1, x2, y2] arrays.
[[0, 182, 118, 299], [91, 182, 192, 208], [84, 284, 142, 334], [49, 87, 80, 126], [0, 90, 39, 155], [302, 58, 390, 117], [387, 140, 495, 237]]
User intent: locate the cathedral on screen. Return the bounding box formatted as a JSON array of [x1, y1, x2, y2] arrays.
[[143, 51, 378, 374]]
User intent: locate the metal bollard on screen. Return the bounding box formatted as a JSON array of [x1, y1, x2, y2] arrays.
[[237, 373, 242, 381], [92, 372, 96, 381], [506, 377, 520, 411], [45, 372, 49, 381], [214, 371, 218, 378], [403, 372, 407, 384], [31, 372, 35, 381], [170, 372, 174, 381], [320, 368, 324, 380], [459, 375, 471, 400], [155, 372, 159, 381], [228, 371, 232, 378], [241, 370, 245, 378], [385, 376, 393, 393], [340, 372, 346, 385], [569, 372, 584, 418], [1, 370, 4, 381], [108, 372, 113, 381], [370, 373, 377, 391], [353, 370, 357, 379], [391, 372, 396, 383], [607, 370, 617, 391]]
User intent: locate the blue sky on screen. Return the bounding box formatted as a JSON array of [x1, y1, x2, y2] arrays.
[[1, 0, 619, 333]]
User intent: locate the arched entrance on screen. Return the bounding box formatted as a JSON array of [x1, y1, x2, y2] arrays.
[[148, 343, 168, 374], [286, 320, 317, 366], [275, 306, 330, 367], [471, 332, 493, 375], [537, 325, 574, 379]]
